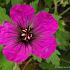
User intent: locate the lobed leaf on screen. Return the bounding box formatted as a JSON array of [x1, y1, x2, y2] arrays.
[[0, 7, 11, 24]]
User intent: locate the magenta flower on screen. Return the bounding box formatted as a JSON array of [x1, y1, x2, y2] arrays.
[[0, 5, 58, 63]]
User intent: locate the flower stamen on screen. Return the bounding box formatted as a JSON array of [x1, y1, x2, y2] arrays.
[[20, 26, 33, 42]]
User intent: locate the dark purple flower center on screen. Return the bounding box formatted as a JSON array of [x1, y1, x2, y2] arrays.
[[20, 26, 33, 43]]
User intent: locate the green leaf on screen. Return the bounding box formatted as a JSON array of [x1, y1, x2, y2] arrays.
[[56, 30, 70, 49], [32, 55, 42, 63], [11, 0, 23, 5], [25, 64, 32, 70], [0, 47, 14, 70], [30, 0, 39, 12], [58, 20, 65, 31], [0, 46, 3, 52], [45, 8, 49, 12], [47, 50, 60, 66], [56, 50, 61, 55], [45, 0, 52, 8], [39, 61, 49, 70], [54, 13, 62, 21], [0, 7, 11, 24], [0, 46, 15, 70], [39, 61, 57, 70]]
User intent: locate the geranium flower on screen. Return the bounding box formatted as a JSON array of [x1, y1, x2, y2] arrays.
[[0, 4, 58, 63]]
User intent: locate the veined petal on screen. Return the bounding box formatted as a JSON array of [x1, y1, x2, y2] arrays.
[[32, 36, 57, 59], [3, 43, 32, 63], [33, 11, 59, 35], [0, 21, 18, 45], [10, 4, 35, 28]]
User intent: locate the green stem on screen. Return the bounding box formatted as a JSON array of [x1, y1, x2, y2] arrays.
[[13, 63, 20, 70], [60, 7, 70, 16], [54, 0, 58, 13]]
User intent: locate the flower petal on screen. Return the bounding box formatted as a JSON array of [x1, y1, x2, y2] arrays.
[[0, 21, 18, 45], [10, 4, 35, 28], [3, 43, 32, 63], [33, 11, 59, 35], [32, 36, 57, 59]]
